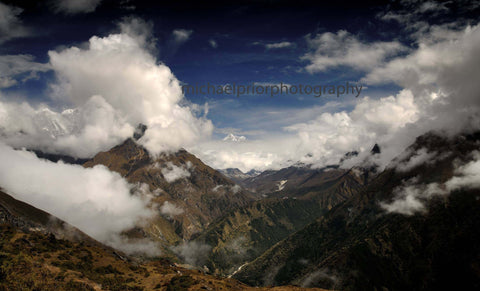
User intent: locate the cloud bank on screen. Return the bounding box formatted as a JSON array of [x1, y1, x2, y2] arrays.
[[0, 142, 156, 254], [382, 152, 480, 215], [193, 21, 480, 172], [303, 30, 406, 73]]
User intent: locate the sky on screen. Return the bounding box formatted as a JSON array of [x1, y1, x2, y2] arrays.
[[1, 0, 480, 172]]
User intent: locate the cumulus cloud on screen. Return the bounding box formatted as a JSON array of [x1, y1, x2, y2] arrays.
[[358, 23, 480, 165], [0, 94, 135, 158], [0, 17, 213, 158], [159, 201, 184, 218], [194, 22, 480, 172], [51, 0, 103, 14], [161, 162, 192, 183], [191, 135, 296, 172], [363, 25, 476, 86], [302, 30, 406, 73], [0, 143, 157, 255], [0, 2, 29, 43], [287, 89, 419, 168]]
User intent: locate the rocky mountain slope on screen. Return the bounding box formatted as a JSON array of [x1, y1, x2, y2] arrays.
[[193, 198, 324, 276], [83, 138, 254, 245], [218, 168, 261, 186], [240, 165, 370, 211], [233, 132, 480, 290], [191, 162, 376, 276]]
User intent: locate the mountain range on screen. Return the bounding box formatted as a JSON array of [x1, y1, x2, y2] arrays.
[[1, 131, 480, 290], [233, 132, 480, 290]]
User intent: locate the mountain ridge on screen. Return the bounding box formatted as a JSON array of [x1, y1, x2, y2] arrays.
[[233, 131, 480, 290]]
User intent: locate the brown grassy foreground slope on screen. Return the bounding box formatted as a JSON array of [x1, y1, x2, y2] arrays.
[[0, 224, 328, 291], [0, 189, 326, 291]]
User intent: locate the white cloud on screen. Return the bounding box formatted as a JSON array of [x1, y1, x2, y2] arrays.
[[380, 182, 443, 215], [0, 95, 135, 158], [265, 41, 294, 49], [395, 148, 438, 172], [382, 152, 480, 215], [445, 152, 480, 190], [161, 162, 191, 183], [0, 17, 213, 157], [0, 142, 157, 255], [223, 133, 246, 142], [0, 2, 29, 43], [190, 102, 351, 172], [194, 23, 480, 172], [172, 29, 193, 44], [191, 135, 296, 172], [286, 89, 419, 168], [159, 201, 184, 218], [303, 30, 406, 73], [363, 25, 470, 85], [0, 55, 50, 88], [52, 0, 103, 14]]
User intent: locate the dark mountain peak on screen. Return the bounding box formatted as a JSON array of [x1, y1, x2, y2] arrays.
[[84, 139, 254, 240], [219, 168, 245, 176], [371, 143, 381, 155], [339, 150, 359, 163], [133, 123, 148, 140], [246, 169, 262, 176]]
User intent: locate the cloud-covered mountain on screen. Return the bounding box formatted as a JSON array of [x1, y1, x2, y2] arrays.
[[83, 137, 254, 242], [233, 131, 480, 290]]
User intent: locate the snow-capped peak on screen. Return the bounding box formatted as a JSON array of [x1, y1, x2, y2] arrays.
[[223, 133, 247, 142]]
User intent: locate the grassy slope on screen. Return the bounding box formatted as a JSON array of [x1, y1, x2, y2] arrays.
[[0, 224, 331, 291]]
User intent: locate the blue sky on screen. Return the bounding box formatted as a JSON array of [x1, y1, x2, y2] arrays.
[[1, 0, 479, 171], [0, 0, 403, 135]]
